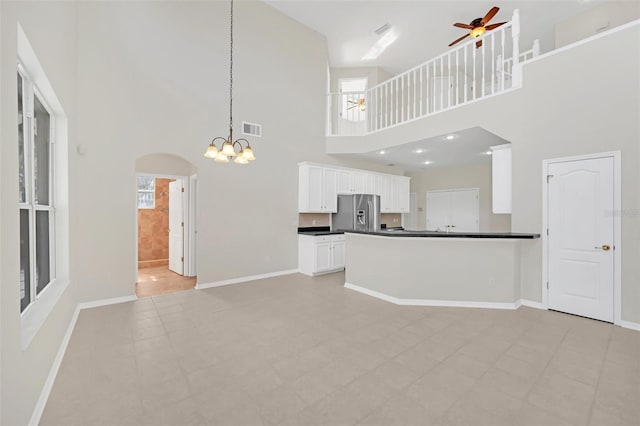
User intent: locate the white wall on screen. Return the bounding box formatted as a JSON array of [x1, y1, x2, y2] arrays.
[[0, 1, 404, 423], [555, 1, 640, 48], [329, 66, 392, 93], [0, 2, 79, 425], [135, 153, 197, 176], [409, 163, 511, 232], [73, 1, 400, 301], [327, 23, 640, 324]]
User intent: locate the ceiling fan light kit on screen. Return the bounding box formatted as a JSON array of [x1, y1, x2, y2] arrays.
[[449, 6, 507, 49]]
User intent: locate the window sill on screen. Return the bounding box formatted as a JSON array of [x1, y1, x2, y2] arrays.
[[21, 278, 70, 350]]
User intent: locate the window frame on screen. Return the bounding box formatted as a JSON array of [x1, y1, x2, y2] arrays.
[[18, 62, 57, 315], [339, 77, 368, 123], [137, 176, 156, 209]]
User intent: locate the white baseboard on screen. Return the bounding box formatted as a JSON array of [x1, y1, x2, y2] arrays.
[[196, 269, 299, 290], [619, 320, 640, 331], [520, 299, 546, 310], [344, 283, 521, 310], [28, 305, 80, 426], [78, 294, 137, 310], [29, 294, 137, 426]]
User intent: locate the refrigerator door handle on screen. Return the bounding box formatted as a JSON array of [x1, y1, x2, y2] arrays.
[[367, 200, 373, 231]]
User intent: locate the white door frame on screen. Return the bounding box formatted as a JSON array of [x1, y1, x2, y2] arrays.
[[541, 151, 621, 325], [135, 173, 198, 280]]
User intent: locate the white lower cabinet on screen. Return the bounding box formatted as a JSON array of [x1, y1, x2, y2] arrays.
[[298, 234, 346, 276]]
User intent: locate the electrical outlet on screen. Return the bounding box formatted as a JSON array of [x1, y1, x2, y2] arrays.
[[393, 218, 398, 223], [312, 220, 317, 225]]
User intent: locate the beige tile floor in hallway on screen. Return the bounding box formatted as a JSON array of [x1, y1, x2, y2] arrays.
[[42, 272, 639, 426], [136, 266, 196, 298]]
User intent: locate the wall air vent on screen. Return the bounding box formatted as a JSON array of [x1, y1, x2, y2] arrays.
[[242, 121, 262, 137]]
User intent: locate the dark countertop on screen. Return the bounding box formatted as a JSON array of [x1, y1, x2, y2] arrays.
[[297, 226, 344, 236], [344, 229, 541, 239]]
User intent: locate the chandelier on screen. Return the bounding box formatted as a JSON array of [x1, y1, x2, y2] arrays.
[[204, 0, 255, 164]]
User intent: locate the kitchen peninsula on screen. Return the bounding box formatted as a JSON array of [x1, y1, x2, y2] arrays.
[[344, 230, 540, 309]]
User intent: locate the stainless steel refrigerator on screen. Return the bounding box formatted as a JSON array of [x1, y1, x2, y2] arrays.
[[331, 194, 381, 232]]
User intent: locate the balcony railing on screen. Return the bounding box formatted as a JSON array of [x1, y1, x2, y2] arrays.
[[327, 10, 539, 137]]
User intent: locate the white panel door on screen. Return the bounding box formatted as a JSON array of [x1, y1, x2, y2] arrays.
[[426, 189, 479, 232], [426, 191, 450, 231], [548, 157, 614, 322], [168, 180, 184, 275], [449, 189, 479, 232]]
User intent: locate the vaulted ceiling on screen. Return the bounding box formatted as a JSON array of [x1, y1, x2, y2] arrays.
[[266, 0, 607, 74]]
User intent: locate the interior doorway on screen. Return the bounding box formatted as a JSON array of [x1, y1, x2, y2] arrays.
[[543, 152, 621, 323], [136, 173, 197, 297]]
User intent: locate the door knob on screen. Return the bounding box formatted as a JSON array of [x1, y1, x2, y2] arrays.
[[594, 244, 611, 251]]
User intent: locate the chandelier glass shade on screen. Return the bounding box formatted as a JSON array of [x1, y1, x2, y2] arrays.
[[204, 0, 255, 164]]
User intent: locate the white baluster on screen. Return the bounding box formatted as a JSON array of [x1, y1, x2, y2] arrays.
[[447, 53, 451, 108], [464, 45, 468, 103], [400, 75, 403, 122], [491, 32, 495, 94], [455, 49, 459, 106], [533, 39, 540, 57], [481, 37, 486, 97], [419, 66, 423, 116], [413, 70, 416, 118], [472, 44, 476, 100], [440, 57, 444, 111]]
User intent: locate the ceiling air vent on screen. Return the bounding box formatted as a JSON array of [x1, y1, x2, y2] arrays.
[[374, 23, 391, 35], [242, 121, 262, 137]]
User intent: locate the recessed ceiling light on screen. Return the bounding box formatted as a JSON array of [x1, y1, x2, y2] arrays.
[[379, 150, 386, 155], [423, 161, 432, 165], [415, 149, 425, 154], [484, 150, 493, 155], [443, 134, 458, 141]]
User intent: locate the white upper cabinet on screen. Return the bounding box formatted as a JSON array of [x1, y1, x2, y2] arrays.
[[299, 164, 337, 213], [394, 175, 410, 213], [299, 163, 410, 214], [337, 170, 374, 194], [336, 170, 351, 194], [490, 144, 512, 214]]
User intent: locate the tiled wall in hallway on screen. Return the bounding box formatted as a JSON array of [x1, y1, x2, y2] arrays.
[[138, 178, 174, 267]]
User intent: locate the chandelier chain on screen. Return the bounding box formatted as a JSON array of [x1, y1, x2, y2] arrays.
[[229, 0, 233, 133]]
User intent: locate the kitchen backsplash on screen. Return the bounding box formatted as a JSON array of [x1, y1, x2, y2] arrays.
[[381, 213, 402, 227], [298, 213, 330, 227]]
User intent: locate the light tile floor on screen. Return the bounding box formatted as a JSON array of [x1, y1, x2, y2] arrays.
[[42, 272, 639, 426], [136, 266, 196, 298]]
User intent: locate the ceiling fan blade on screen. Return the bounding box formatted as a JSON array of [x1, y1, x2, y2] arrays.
[[476, 39, 483, 49], [448, 33, 470, 47], [453, 23, 474, 30], [485, 21, 507, 31], [481, 6, 499, 25]]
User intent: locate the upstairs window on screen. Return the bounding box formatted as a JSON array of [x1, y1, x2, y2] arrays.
[[18, 66, 56, 313], [340, 78, 367, 122]]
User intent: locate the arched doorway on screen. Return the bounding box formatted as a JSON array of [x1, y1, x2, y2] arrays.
[[135, 153, 197, 297]]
